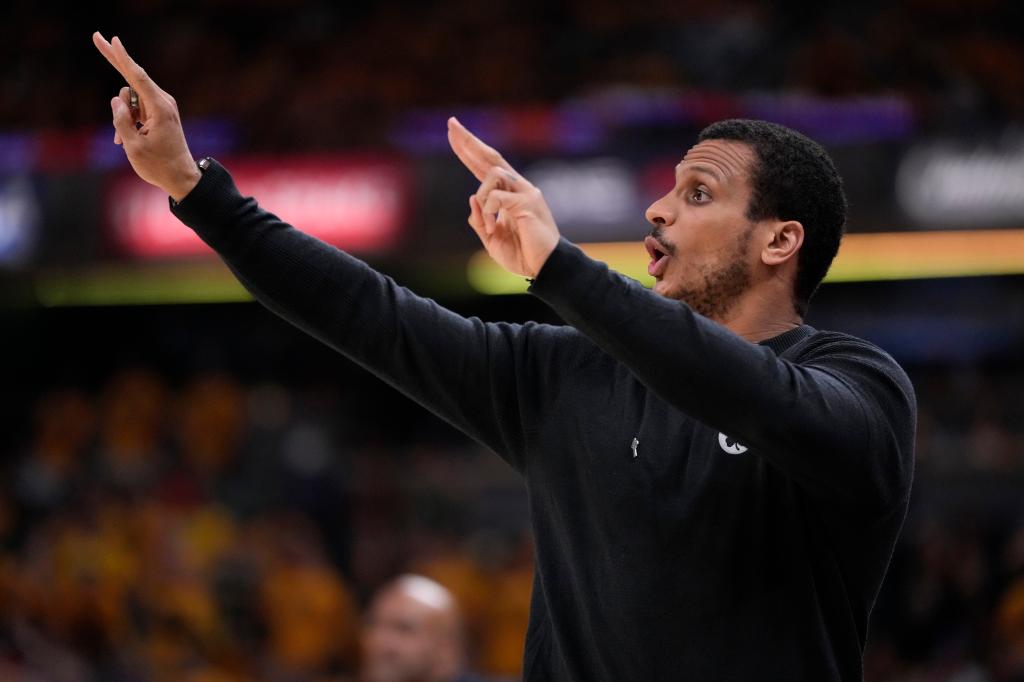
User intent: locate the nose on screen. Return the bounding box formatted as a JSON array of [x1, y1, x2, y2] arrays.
[[645, 193, 675, 227]]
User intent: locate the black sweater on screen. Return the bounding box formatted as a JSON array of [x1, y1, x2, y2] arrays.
[[171, 160, 916, 681]]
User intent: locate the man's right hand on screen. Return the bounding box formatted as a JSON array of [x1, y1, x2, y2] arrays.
[[93, 32, 201, 202]]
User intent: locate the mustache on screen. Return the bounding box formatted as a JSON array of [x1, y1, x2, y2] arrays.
[[648, 225, 677, 257]]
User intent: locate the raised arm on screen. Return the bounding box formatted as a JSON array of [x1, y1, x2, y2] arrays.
[[447, 120, 915, 510], [92, 32, 584, 471], [530, 240, 916, 509], [175, 164, 586, 469]]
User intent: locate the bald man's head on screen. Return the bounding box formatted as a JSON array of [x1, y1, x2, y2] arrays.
[[360, 575, 464, 682]]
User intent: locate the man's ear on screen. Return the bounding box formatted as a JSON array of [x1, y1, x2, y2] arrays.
[[761, 220, 803, 266]]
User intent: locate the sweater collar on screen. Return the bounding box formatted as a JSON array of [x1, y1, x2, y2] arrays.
[[759, 324, 816, 355]]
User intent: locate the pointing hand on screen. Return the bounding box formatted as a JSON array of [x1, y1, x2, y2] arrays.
[[92, 32, 201, 202], [447, 117, 560, 279]]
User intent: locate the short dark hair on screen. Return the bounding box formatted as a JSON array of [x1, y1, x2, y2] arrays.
[[697, 119, 847, 316]]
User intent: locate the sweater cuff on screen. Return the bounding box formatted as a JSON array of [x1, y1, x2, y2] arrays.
[[168, 158, 242, 247], [528, 237, 605, 307]]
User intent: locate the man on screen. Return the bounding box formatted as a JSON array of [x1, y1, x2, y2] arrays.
[[361, 574, 475, 682], [94, 31, 915, 681]]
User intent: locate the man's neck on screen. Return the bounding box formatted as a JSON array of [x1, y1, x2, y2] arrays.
[[712, 288, 803, 343], [726, 318, 803, 343]]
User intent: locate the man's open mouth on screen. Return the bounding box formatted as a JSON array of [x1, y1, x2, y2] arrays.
[[644, 236, 670, 278]]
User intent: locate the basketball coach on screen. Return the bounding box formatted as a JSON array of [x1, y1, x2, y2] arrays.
[[95, 31, 915, 681]]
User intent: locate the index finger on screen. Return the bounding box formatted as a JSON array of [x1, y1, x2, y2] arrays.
[[92, 32, 162, 101], [447, 117, 514, 181]]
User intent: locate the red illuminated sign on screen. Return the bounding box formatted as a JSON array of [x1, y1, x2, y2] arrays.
[[107, 156, 410, 258]]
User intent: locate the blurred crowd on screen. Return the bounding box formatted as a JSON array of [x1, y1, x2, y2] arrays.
[[1, 363, 1023, 680], [915, 367, 1024, 473], [866, 366, 1024, 681], [0, 369, 532, 681], [6, 0, 1024, 149]]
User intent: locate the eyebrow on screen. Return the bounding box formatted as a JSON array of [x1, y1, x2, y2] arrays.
[[675, 163, 723, 183]]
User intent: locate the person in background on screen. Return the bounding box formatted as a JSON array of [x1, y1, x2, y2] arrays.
[[361, 574, 485, 682]]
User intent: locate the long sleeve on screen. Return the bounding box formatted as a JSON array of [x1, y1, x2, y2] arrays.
[[169, 160, 582, 472], [529, 238, 916, 509]]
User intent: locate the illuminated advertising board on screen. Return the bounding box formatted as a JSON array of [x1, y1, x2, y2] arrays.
[[106, 156, 410, 258]]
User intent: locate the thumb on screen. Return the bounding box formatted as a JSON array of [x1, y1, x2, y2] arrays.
[[111, 97, 135, 144]]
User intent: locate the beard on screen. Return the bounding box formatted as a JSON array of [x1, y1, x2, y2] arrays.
[[658, 224, 754, 320]]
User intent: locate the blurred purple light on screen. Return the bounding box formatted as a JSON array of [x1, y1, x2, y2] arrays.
[[391, 91, 916, 155], [0, 134, 38, 173]]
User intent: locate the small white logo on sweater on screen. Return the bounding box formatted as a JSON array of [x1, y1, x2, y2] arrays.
[[718, 433, 748, 455], [631, 437, 639, 458]]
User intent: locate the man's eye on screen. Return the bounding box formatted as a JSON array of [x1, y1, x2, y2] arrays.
[[692, 188, 710, 203]]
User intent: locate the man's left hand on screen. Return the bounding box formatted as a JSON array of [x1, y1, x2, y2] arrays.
[[448, 117, 560, 278]]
